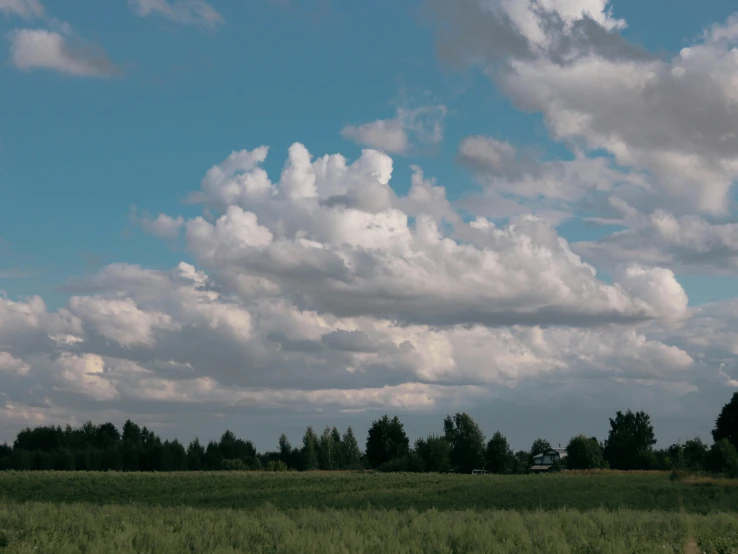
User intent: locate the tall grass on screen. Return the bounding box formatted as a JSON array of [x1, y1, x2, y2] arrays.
[[1, 472, 737, 552], [2, 501, 737, 553]]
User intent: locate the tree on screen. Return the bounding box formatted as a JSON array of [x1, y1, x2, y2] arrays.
[[14, 426, 65, 452], [415, 435, 451, 473], [187, 439, 205, 471], [276, 433, 299, 469], [713, 392, 738, 451], [683, 438, 708, 471], [301, 427, 319, 470], [443, 413, 486, 474], [365, 415, 409, 469], [318, 426, 338, 470], [658, 444, 684, 470], [278, 434, 291, 460], [204, 441, 223, 470], [707, 439, 738, 477], [566, 435, 605, 470], [138, 427, 163, 471], [485, 431, 514, 474], [122, 420, 141, 445], [162, 440, 187, 471], [330, 427, 342, 466], [219, 430, 258, 469], [94, 423, 121, 450], [341, 427, 362, 469], [511, 450, 531, 474], [530, 438, 552, 457], [603, 410, 657, 470]]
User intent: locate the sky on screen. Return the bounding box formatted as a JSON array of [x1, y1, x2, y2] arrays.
[[1, 0, 738, 452]]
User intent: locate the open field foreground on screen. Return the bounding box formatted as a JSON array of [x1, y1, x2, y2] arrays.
[[1, 472, 737, 553]]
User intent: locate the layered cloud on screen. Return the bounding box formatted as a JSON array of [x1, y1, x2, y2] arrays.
[[0, 259, 698, 409]]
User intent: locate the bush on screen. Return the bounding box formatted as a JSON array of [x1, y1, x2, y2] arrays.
[[221, 459, 248, 471], [377, 453, 423, 473], [265, 460, 289, 472]]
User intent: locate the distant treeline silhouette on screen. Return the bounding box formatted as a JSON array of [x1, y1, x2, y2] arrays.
[[1, 393, 737, 475]]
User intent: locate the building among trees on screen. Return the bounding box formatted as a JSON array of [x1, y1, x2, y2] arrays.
[[530, 448, 567, 472]]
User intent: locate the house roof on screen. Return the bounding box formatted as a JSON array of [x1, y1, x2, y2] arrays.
[[533, 448, 567, 459]]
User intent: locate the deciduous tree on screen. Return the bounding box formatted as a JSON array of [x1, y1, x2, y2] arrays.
[[708, 439, 738, 477], [365, 415, 409, 469], [566, 435, 605, 470], [443, 413, 486, 474], [603, 410, 657, 470], [713, 392, 738, 451], [415, 435, 451, 473], [530, 438, 552, 457]]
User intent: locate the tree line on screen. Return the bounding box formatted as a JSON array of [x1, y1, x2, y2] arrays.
[[1, 393, 737, 476]]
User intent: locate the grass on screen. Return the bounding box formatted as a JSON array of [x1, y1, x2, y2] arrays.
[[2, 502, 738, 553], [0, 471, 737, 552], [1, 470, 737, 514], [676, 474, 738, 488]]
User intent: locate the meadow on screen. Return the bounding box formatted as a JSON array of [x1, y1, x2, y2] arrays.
[[1, 471, 737, 553]]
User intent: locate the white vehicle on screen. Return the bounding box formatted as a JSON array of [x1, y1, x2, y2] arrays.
[[471, 469, 489, 475]]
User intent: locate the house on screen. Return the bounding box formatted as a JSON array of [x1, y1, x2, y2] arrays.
[[530, 447, 567, 472]]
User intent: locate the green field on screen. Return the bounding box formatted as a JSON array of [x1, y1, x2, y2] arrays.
[[1, 471, 737, 553]]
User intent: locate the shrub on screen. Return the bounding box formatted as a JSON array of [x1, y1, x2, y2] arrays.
[[265, 460, 289, 472], [377, 453, 423, 473], [221, 459, 248, 471]]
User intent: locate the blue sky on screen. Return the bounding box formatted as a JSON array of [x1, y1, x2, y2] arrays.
[[1, 0, 738, 450]]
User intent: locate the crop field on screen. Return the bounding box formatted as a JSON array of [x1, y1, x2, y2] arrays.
[[0, 471, 737, 553]]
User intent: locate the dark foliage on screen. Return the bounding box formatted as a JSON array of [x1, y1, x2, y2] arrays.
[[707, 439, 738, 477], [485, 431, 515, 474], [365, 415, 410, 469], [443, 413, 486, 474], [414, 435, 452, 473], [603, 410, 657, 470], [0, 403, 734, 476], [566, 435, 605, 470], [713, 392, 738, 451]]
